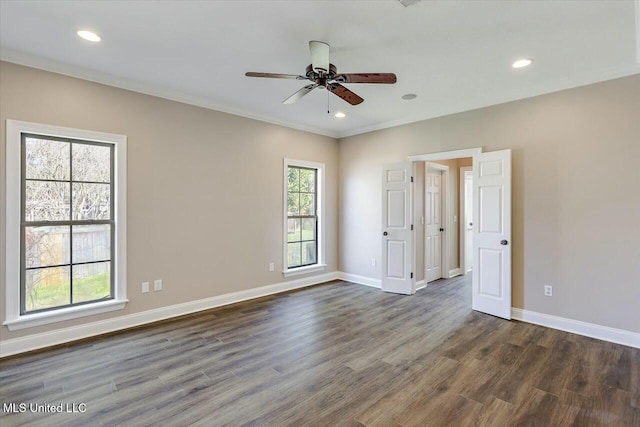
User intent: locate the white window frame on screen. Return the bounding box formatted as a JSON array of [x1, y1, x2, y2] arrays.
[[4, 120, 128, 330], [282, 158, 326, 277]]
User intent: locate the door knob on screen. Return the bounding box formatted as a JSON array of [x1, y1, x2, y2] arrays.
[[439, 228, 444, 232], [500, 240, 508, 245], [469, 222, 473, 226], [383, 231, 388, 236]]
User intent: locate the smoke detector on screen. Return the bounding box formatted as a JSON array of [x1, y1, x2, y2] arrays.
[[398, 0, 421, 7]]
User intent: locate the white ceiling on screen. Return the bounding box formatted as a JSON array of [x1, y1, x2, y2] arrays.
[[1, 0, 639, 138]]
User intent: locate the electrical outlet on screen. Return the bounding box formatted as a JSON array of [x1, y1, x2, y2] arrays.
[[268, 262, 275, 272], [141, 282, 149, 293], [372, 258, 376, 267], [154, 279, 162, 291], [544, 285, 552, 297]]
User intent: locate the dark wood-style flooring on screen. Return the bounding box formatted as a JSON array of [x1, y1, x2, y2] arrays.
[[1, 275, 638, 426]]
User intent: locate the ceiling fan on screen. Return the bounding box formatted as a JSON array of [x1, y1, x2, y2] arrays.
[[245, 41, 397, 106]]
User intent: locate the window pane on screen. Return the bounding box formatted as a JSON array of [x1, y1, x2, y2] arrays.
[[72, 143, 111, 183], [73, 224, 111, 263], [25, 181, 70, 221], [25, 226, 70, 268], [287, 167, 299, 192], [287, 192, 299, 216], [299, 169, 315, 193], [72, 183, 110, 220], [301, 218, 316, 242], [25, 266, 70, 312], [299, 193, 315, 216], [287, 242, 301, 268], [25, 137, 70, 181], [73, 262, 111, 304], [287, 218, 301, 242], [302, 241, 317, 265]]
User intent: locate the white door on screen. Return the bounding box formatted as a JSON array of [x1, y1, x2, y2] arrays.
[[472, 150, 512, 319], [381, 162, 414, 295], [425, 169, 443, 282], [464, 170, 473, 273]]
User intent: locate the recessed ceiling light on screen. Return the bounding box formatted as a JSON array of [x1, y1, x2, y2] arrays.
[[401, 94, 417, 100], [77, 30, 101, 42], [512, 58, 533, 69], [334, 112, 346, 118]]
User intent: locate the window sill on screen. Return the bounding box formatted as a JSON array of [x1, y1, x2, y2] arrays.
[[3, 299, 129, 331], [282, 264, 327, 278]]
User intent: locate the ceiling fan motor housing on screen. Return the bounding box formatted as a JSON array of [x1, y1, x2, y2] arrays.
[[306, 64, 338, 87]]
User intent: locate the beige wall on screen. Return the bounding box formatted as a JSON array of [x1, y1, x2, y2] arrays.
[[0, 62, 339, 341], [339, 74, 640, 332]]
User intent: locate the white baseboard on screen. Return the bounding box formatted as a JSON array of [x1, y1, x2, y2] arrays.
[[512, 308, 640, 349], [337, 272, 381, 288], [0, 271, 339, 358], [338, 273, 428, 292], [448, 268, 462, 278]]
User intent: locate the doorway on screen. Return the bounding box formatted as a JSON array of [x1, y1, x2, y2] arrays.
[[381, 147, 512, 320]]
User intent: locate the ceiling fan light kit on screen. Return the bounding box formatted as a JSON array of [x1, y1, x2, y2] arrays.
[[246, 41, 397, 107]]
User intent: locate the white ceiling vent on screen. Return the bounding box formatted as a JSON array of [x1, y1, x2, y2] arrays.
[[398, 0, 421, 7]]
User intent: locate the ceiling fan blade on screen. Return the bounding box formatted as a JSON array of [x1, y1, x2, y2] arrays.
[[333, 73, 397, 84], [309, 41, 330, 74], [328, 83, 364, 105], [246, 72, 307, 80], [282, 84, 318, 104]]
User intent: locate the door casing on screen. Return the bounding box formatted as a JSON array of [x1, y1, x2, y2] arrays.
[[459, 166, 473, 275]]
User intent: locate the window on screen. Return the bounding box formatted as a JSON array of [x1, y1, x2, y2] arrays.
[[287, 166, 317, 268], [22, 134, 114, 313], [283, 159, 325, 276], [4, 121, 127, 330]]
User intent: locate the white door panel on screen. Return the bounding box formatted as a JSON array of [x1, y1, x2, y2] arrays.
[[479, 186, 502, 233], [381, 163, 414, 295], [387, 190, 406, 228], [425, 169, 443, 283], [387, 240, 406, 278], [472, 150, 511, 319]]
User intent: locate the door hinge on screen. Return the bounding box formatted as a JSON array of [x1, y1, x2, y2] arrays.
[[410, 176, 414, 183], [411, 224, 414, 231], [410, 272, 414, 279]]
